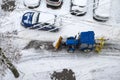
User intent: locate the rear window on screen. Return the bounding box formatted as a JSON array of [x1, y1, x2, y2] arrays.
[[50, 0, 59, 2]]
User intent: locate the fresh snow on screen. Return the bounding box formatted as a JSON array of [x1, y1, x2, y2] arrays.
[[24, 0, 40, 7], [72, 0, 87, 6], [38, 12, 55, 24], [0, 0, 120, 80]]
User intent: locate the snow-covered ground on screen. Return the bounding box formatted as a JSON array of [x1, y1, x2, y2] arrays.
[[0, 0, 120, 80], [4, 51, 120, 80]]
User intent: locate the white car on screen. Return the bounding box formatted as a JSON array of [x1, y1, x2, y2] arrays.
[[93, 0, 111, 21], [70, 0, 87, 16], [24, 0, 41, 9], [46, 0, 63, 9]]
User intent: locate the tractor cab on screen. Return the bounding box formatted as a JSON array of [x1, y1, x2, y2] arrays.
[[79, 31, 95, 52]]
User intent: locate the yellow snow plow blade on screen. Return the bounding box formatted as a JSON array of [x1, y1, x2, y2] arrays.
[[53, 36, 63, 50], [95, 37, 106, 53]]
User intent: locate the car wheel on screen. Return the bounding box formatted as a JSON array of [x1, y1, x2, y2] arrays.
[[46, 4, 50, 8]]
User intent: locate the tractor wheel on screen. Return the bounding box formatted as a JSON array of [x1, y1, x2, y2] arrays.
[[83, 49, 91, 52]]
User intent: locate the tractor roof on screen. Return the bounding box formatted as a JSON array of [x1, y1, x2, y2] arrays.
[[80, 31, 95, 45]]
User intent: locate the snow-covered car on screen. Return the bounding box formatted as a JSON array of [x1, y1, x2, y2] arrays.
[[93, 0, 111, 21], [21, 12, 59, 32], [23, 0, 41, 9], [70, 0, 87, 16], [46, 0, 63, 9]]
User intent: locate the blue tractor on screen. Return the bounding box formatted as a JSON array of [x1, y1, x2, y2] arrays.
[[65, 31, 95, 52]]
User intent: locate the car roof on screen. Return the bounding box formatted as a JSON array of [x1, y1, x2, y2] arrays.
[[80, 31, 95, 45], [95, 0, 110, 17], [38, 13, 55, 24]]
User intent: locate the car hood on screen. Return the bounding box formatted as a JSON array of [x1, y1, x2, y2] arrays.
[[22, 12, 39, 27], [72, 0, 87, 6], [22, 12, 34, 25]]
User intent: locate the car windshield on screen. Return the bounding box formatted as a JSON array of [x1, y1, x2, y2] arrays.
[[50, 0, 59, 2], [32, 12, 39, 24]]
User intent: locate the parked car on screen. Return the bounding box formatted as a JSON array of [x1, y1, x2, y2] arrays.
[[70, 0, 87, 16], [23, 0, 41, 9], [46, 0, 63, 9], [21, 11, 59, 32], [93, 0, 111, 21]]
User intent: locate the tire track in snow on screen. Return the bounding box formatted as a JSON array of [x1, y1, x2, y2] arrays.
[[19, 53, 71, 63], [19, 50, 120, 64]]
